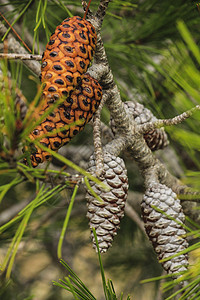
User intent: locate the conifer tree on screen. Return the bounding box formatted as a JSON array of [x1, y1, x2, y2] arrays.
[[0, 1, 200, 299]]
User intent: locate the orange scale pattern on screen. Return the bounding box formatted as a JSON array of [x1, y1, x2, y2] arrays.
[[41, 16, 97, 101], [26, 16, 102, 167], [28, 74, 102, 167]]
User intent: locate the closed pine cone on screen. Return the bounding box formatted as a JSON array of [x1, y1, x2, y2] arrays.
[[0, 74, 27, 121], [14, 87, 28, 121], [141, 182, 188, 276], [86, 151, 128, 253]]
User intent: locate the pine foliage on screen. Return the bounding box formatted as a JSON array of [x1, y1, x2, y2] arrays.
[[0, 0, 200, 299]]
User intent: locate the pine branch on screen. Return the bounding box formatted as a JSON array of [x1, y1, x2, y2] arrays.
[[92, 95, 106, 178], [0, 20, 41, 76], [85, 4, 199, 204], [138, 105, 200, 134], [95, 0, 111, 27], [125, 202, 145, 234], [0, 53, 42, 60], [0, 0, 44, 54]]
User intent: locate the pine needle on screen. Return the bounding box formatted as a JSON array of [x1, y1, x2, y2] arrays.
[[57, 184, 79, 259]]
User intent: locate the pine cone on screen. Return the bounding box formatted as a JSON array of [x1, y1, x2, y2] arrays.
[[86, 151, 128, 253], [41, 16, 97, 100], [141, 182, 188, 276], [24, 16, 101, 167], [0, 74, 27, 121], [15, 87, 28, 121], [27, 74, 102, 167], [110, 101, 169, 151]]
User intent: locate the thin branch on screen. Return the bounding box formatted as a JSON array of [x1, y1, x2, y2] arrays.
[[82, 1, 93, 19], [82, 0, 111, 29], [92, 94, 106, 178], [83, 0, 92, 19], [95, 0, 112, 28], [44, 173, 83, 187], [0, 10, 31, 53], [0, 53, 42, 61], [87, 29, 134, 140], [138, 105, 200, 134], [0, 21, 41, 76], [0, 0, 44, 54], [125, 202, 146, 234]]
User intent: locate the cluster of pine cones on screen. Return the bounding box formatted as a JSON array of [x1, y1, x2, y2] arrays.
[[4, 12, 188, 281], [85, 100, 188, 280]]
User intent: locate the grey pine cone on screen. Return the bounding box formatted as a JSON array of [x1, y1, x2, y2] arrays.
[[86, 151, 128, 253], [110, 101, 169, 151], [141, 182, 188, 276], [0, 74, 27, 121], [15, 88, 28, 121]]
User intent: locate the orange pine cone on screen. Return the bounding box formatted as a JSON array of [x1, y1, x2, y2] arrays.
[[41, 16, 97, 102], [28, 74, 102, 167], [24, 16, 102, 167]]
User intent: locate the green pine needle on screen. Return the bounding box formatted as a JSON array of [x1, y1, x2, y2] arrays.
[[0, 183, 46, 278], [57, 184, 79, 259], [0, 184, 66, 234], [54, 230, 131, 299], [28, 139, 109, 192]]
